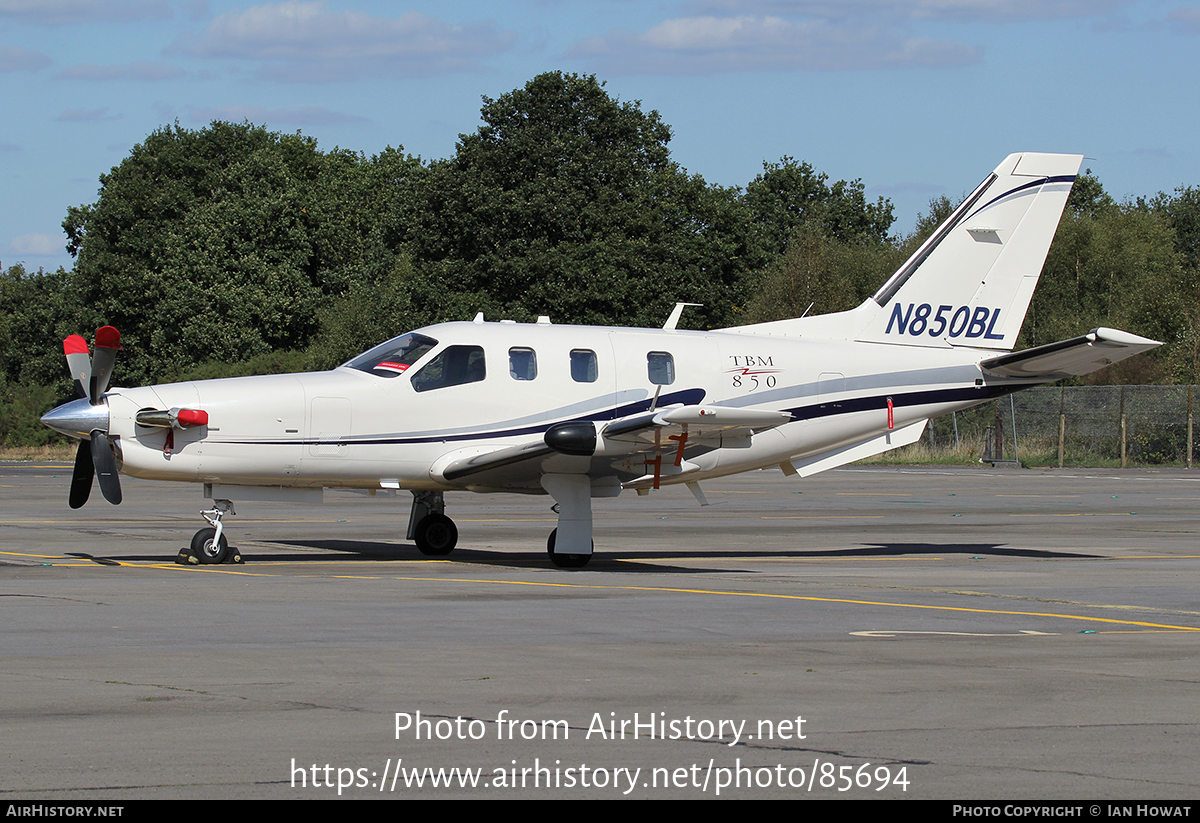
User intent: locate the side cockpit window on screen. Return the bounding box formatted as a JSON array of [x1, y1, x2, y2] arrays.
[[411, 345, 486, 393], [647, 352, 675, 385], [344, 333, 437, 378], [570, 349, 598, 383], [509, 347, 537, 380]]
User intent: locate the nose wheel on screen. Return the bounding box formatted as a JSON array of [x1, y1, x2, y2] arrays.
[[178, 499, 243, 564], [190, 527, 230, 563]]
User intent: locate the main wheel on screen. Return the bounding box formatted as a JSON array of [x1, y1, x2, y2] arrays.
[[190, 527, 229, 564], [547, 528, 592, 569], [414, 513, 457, 556]]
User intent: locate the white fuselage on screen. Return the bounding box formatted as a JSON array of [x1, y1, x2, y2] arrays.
[[105, 320, 1000, 495]]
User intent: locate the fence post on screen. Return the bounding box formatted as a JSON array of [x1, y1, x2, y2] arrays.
[[1189, 385, 1194, 470], [1058, 385, 1065, 469], [1010, 395, 1020, 465], [994, 400, 1003, 461], [1120, 386, 1127, 468], [1059, 413, 1066, 468]]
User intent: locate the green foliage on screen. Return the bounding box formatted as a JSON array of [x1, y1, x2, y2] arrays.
[[1024, 199, 1192, 383], [744, 156, 895, 257], [744, 224, 903, 322], [305, 253, 421, 370], [1150, 184, 1200, 270], [64, 121, 422, 386], [1065, 168, 1116, 219], [405, 71, 759, 330], [161, 349, 312, 384], [902, 195, 956, 252], [0, 378, 61, 447]]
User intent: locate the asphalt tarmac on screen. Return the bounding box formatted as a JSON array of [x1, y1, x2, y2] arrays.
[[2, 461, 1199, 800]]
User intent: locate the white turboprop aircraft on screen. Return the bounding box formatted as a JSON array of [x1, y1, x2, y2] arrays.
[[42, 152, 1160, 568]]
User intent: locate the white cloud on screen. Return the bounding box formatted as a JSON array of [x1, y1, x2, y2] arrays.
[[0, 0, 171, 25], [684, 0, 1131, 22], [1167, 5, 1200, 34], [57, 61, 185, 81], [173, 1, 517, 82], [569, 15, 980, 74], [10, 233, 62, 256], [0, 43, 51, 71]]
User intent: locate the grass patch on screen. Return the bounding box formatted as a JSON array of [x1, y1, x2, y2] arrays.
[[0, 443, 76, 462]]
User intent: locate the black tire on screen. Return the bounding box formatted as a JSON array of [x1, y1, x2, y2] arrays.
[[191, 527, 229, 564], [547, 528, 592, 569], [414, 513, 457, 556]]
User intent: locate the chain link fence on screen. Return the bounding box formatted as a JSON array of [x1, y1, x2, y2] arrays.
[[923, 386, 1200, 468]]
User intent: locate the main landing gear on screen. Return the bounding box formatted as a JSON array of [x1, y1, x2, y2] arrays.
[[178, 499, 243, 565], [408, 482, 596, 569], [547, 529, 592, 569], [541, 474, 594, 570], [408, 491, 458, 556]]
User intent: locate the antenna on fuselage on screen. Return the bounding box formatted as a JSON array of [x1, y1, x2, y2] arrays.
[[663, 302, 702, 330], [648, 384, 663, 412]]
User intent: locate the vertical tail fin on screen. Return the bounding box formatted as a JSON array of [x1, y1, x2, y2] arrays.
[[857, 152, 1082, 351]]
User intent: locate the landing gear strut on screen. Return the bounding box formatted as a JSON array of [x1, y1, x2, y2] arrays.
[[541, 474, 595, 570], [408, 491, 458, 556]]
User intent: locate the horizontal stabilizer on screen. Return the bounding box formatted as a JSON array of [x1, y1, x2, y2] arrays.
[[980, 327, 1160, 380]]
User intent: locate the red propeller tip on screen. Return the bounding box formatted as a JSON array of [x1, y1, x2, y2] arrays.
[[94, 326, 121, 350], [63, 334, 88, 356]]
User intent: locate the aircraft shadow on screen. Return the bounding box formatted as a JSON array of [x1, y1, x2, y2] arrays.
[[215, 539, 1103, 573], [64, 541, 1101, 570]]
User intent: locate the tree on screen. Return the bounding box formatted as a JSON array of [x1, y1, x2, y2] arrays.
[[1066, 168, 1116, 219], [744, 157, 894, 258], [63, 122, 423, 384], [1023, 200, 1190, 382], [404, 72, 759, 329], [1150, 185, 1200, 270], [744, 223, 903, 323]]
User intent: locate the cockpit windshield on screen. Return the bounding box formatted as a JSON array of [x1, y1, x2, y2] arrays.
[[343, 332, 438, 378]]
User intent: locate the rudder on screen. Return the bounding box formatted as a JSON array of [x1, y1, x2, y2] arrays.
[[857, 152, 1082, 351]]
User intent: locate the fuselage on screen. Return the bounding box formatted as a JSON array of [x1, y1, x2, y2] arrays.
[[103, 319, 1006, 494]]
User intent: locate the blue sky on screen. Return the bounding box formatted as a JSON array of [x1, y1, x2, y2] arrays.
[[3, 0, 1199, 273]]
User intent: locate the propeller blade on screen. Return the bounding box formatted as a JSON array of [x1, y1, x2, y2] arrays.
[[68, 439, 94, 509], [63, 334, 92, 402], [90, 431, 122, 505], [89, 326, 121, 405]]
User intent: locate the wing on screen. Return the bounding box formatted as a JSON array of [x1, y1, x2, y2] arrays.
[[435, 404, 793, 490], [980, 327, 1160, 380]]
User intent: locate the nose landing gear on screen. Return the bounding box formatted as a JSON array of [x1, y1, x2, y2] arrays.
[[178, 499, 243, 565]]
